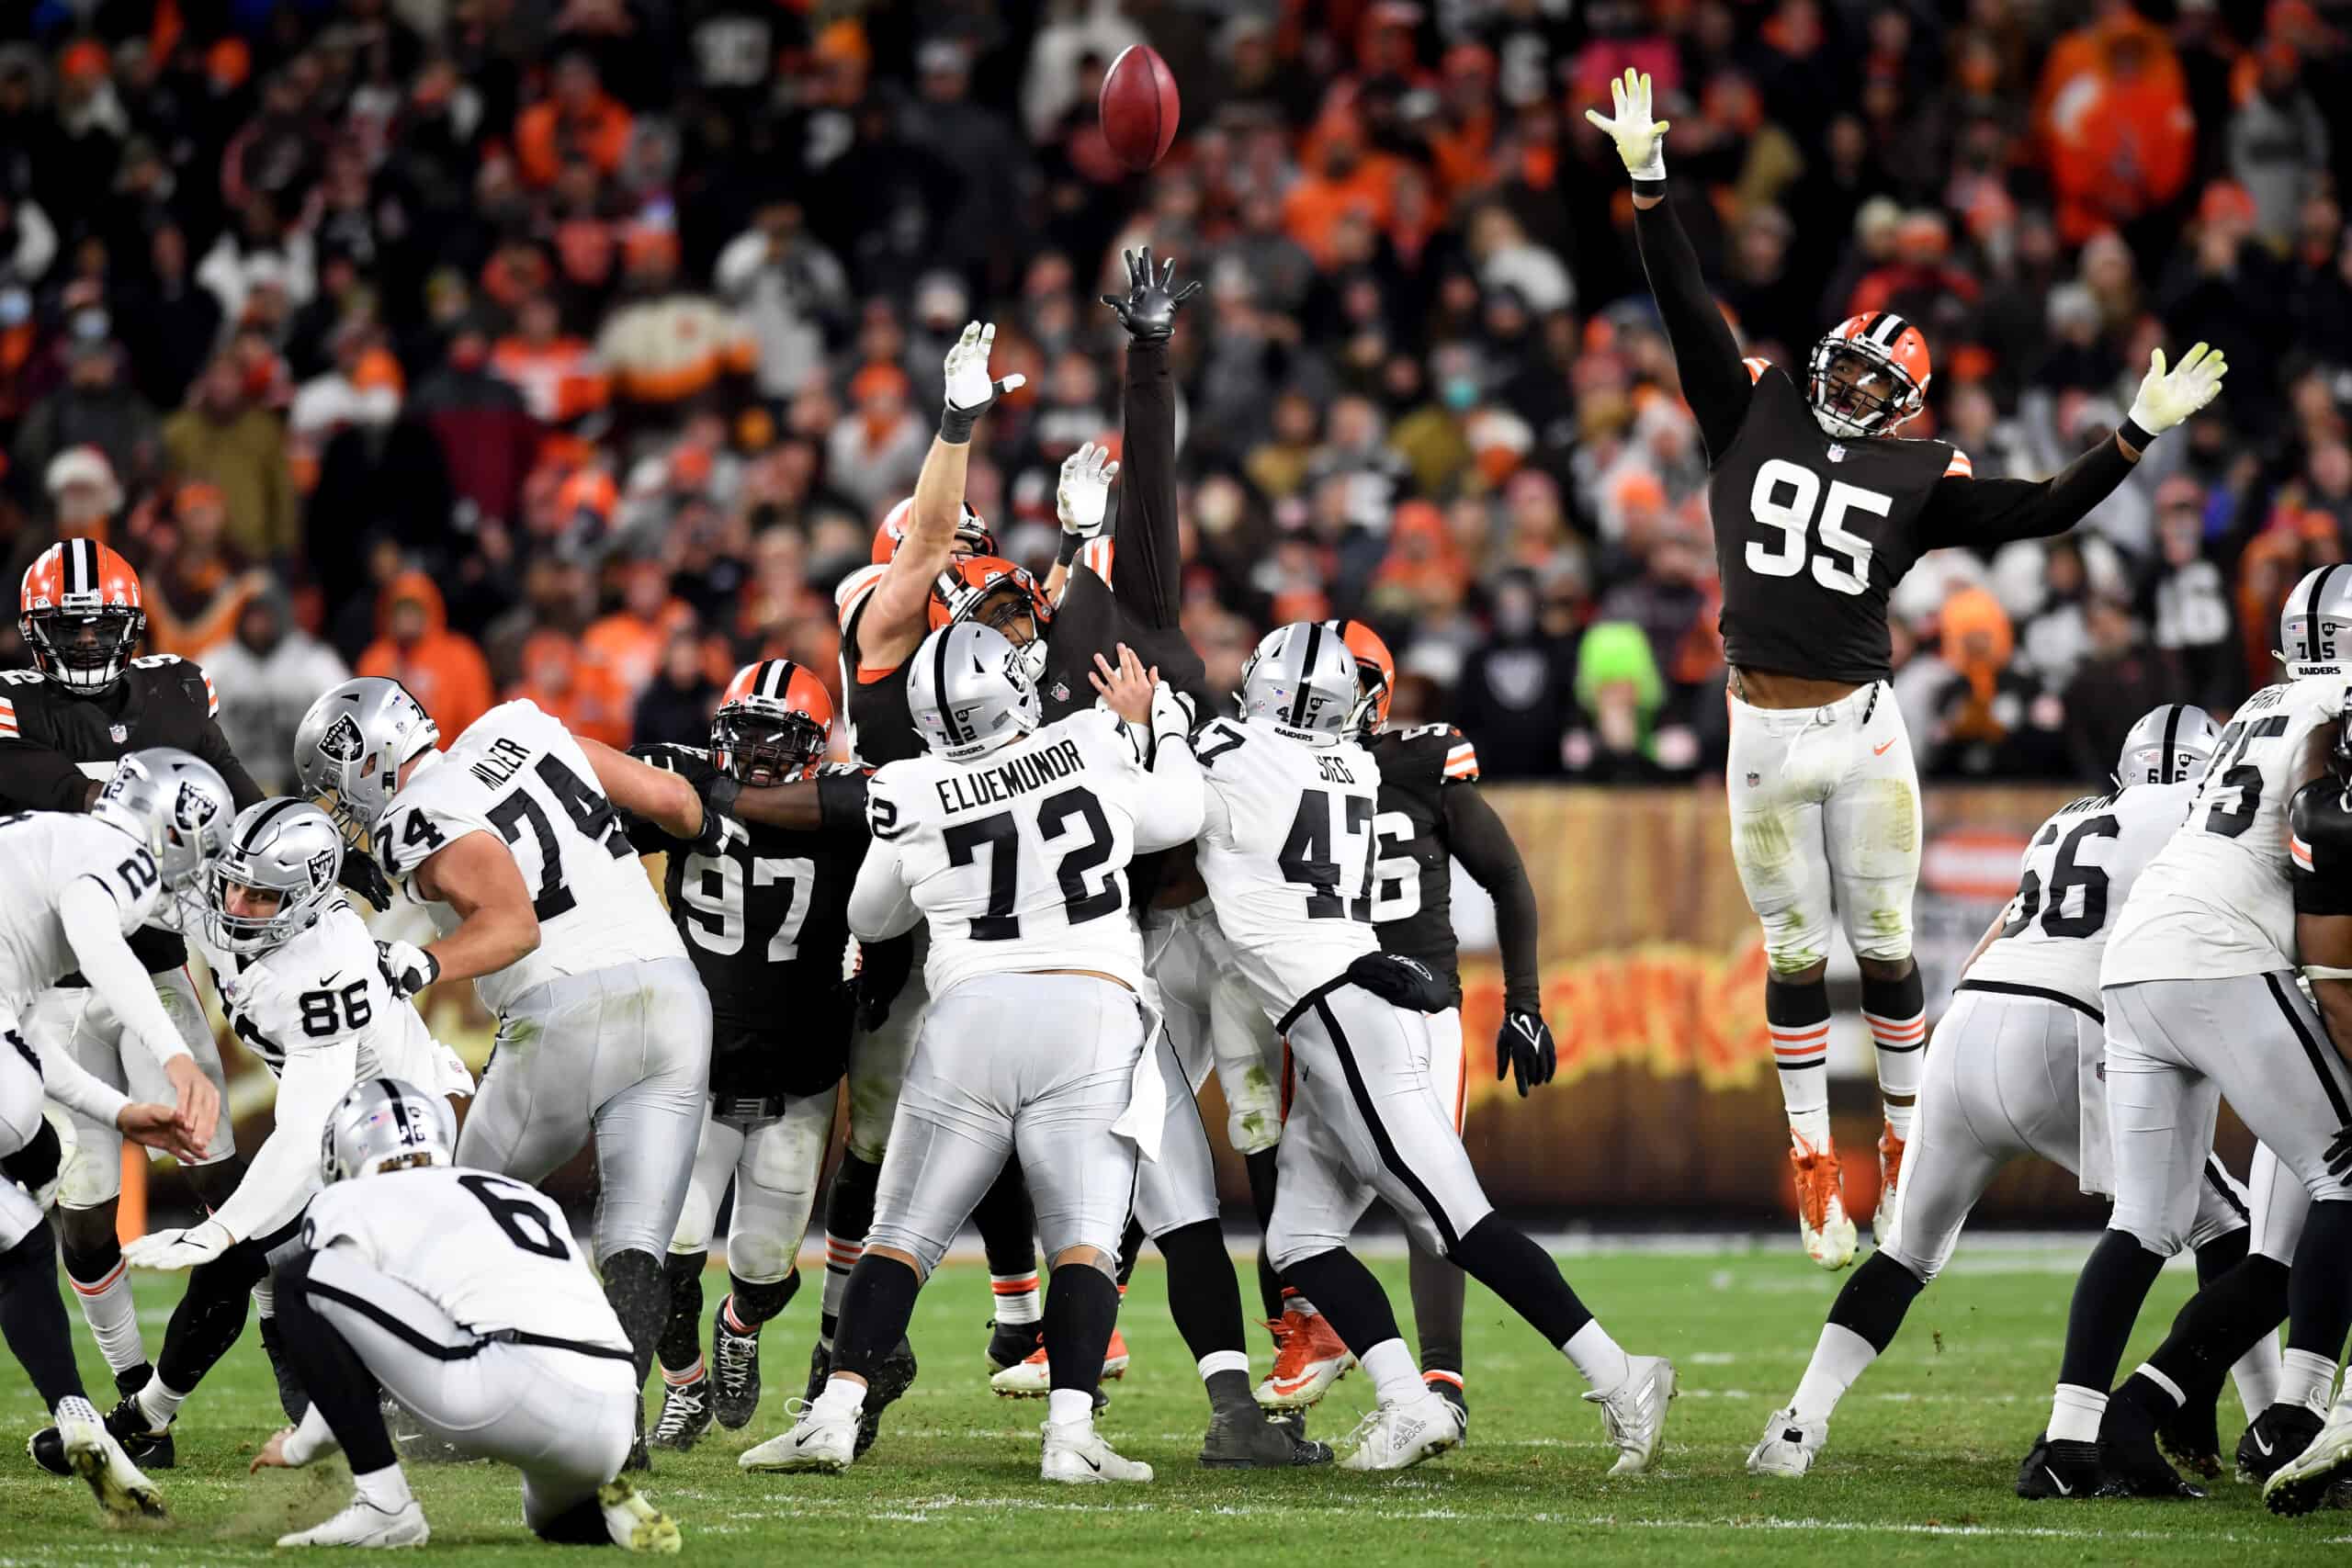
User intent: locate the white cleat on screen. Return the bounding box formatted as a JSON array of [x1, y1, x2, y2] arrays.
[[739, 1397, 857, 1472], [1747, 1404, 1826, 1477], [599, 1479, 682, 1552], [1041, 1420, 1154, 1483], [1585, 1354, 1678, 1475], [58, 1401, 165, 1519], [277, 1495, 430, 1548], [1338, 1389, 1464, 1472]]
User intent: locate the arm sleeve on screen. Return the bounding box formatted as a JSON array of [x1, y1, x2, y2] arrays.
[[1111, 339, 1182, 629], [1129, 725, 1205, 853], [209, 1039, 357, 1243], [1442, 784, 1542, 1011], [58, 877, 190, 1066], [817, 769, 874, 835], [847, 837, 921, 941], [1631, 195, 1754, 461], [1914, 438, 2138, 551], [0, 740, 96, 812], [2290, 779, 2352, 917]]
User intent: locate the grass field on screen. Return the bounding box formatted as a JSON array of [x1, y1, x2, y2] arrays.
[[4, 1242, 2345, 1565]]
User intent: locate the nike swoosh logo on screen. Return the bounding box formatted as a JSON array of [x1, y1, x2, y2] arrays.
[[1079, 1451, 1102, 1472], [1271, 1374, 1319, 1395], [2045, 1466, 2073, 1495], [1873, 739, 1896, 756], [2255, 1430, 2276, 1455], [319, 972, 342, 987]]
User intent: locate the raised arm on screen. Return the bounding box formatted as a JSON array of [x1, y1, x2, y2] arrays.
[[1098, 247, 1199, 629]]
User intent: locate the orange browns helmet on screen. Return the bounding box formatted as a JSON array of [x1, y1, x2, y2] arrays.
[[872, 496, 995, 565], [20, 539, 145, 694], [1331, 618, 1396, 738], [933, 554, 1054, 637], [1806, 311, 1931, 439], [712, 658, 835, 784]]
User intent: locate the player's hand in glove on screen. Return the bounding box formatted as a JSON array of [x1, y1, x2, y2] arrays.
[[940, 321, 1025, 442], [376, 939, 441, 1000], [2124, 342, 2227, 439], [124, 1216, 234, 1271], [1148, 679, 1196, 745], [2326, 1124, 2352, 1180], [1346, 952, 1452, 1013], [1498, 1008, 1558, 1098], [1057, 442, 1120, 541], [852, 932, 914, 1032], [1099, 246, 1201, 343], [116, 1100, 206, 1165], [1584, 68, 1668, 181], [338, 844, 393, 911]]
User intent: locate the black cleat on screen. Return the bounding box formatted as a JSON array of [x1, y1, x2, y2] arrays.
[[258, 1317, 310, 1425], [2099, 1388, 2206, 1497], [2015, 1432, 2102, 1499], [985, 1316, 1040, 1373], [854, 1339, 919, 1458], [111, 1363, 153, 1402], [2154, 1392, 2222, 1480], [709, 1305, 763, 1430], [1200, 1404, 1335, 1468], [2239, 1403, 2324, 1484], [29, 1393, 174, 1478], [648, 1373, 712, 1452], [804, 1341, 831, 1404], [621, 1434, 652, 1472]]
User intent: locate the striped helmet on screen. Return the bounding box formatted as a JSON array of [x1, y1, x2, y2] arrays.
[[208, 797, 345, 953], [320, 1077, 455, 1184], [1238, 622, 1359, 746], [18, 539, 145, 693], [1330, 619, 1397, 739], [293, 677, 441, 844], [906, 622, 1039, 762], [91, 747, 234, 926], [872, 496, 994, 564], [2279, 565, 2352, 681], [713, 659, 833, 784], [1807, 312, 1931, 438], [2114, 704, 2222, 787]]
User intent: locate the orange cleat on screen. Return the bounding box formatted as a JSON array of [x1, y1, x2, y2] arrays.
[[1254, 1310, 1355, 1409], [1874, 1121, 1907, 1252], [989, 1327, 1130, 1396], [1792, 1134, 1857, 1270]]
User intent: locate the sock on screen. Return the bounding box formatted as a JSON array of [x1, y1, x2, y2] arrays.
[[0, 1221, 88, 1409], [1408, 1236, 1465, 1381], [1791, 1323, 1880, 1420], [664, 1357, 705, 1385], [1245, 1147, 1284, 1317], [599, 1248, 670, 1389], [351, 1464, 414, 1513], [1288, 1294, 1318, 1317], [2234, 1335, 2284, 1420], [727, 1268, 798, 1328], [1826, 1249, 1929, 1353], [2056, 1229, 2169, 1393], [1114, 1216, 1146, 1289], [821, 1153, 881, 1346], [2049, 1382, 2108, 1444], [1860, 968, 1926, 1142], [137, 1374, 189, 1429], [1450, 1213, 1595, 1347], [1280, 1248, 1404, 1367], [1041, 1263, 1118, 1406], [659, 1251, 706, 1374], [2144, 1247, 2289, 1424], [152, 1237, 269, 1411], [990, 1271, 1042, 1325], [1359, 1337, 1427, 1404], [1155, 1221, 1247, 1370], [2285, 1199, 2352, 1363], [831, 1255, 922, 1384], [1047, 1386, 1094, 1429], [62, 1236, 146, 1377], [272, 1252, 398, 1475], [1204, 1365, 1254, 1415], [251, 1277, 275, 1318], [973, 1160, 1037, 1307], [2278, 1348, 2337, 1412], [1767, 976, 1832, 1149], [1563, 1319, 1632, 1393], [814, 1375, 866, 1416]]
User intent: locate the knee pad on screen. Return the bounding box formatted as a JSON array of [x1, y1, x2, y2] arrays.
[[724, 1229, 796, 1287], [0, 1115, 62, 1198], [1763, 911, 1837, 976]]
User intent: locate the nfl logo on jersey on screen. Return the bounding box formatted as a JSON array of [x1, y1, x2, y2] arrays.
[[109, 723, 127, 742], [1826, 444, 1847, 463]]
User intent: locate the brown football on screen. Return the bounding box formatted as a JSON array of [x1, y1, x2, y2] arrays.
[[1099, 44, 1181, 172]]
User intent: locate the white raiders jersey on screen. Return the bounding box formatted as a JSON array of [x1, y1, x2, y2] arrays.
[[2106, 677, 2348, 987], [194, 898, 471, 1097], [854, 707, 1197, 999], [1192, 717, 1383, 1018], [0, 811, 163, 1008], [373, 701, 684, 1015], [1966, 780, 2195, 1011], [301, 1163, 628, 1351]]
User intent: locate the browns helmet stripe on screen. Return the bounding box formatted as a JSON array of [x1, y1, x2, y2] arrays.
[[67, 538, 98, 597], [1866, 312, 1909, 348]]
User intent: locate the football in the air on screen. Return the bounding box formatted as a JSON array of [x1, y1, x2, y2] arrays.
[[1100, 43, 1181, 171]]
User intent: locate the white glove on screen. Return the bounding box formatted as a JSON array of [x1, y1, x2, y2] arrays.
[[2125, 342, 2228, 437], [1583, 68, 1668, 182], [1057, 442, 1120, 540], [124, 1217, 234, 1271], [940, 321, 1025, 438], [376, 939, 440, 1000], [1149, 680, 1196, 746]]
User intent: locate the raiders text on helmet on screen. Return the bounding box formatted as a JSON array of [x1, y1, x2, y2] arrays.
[[2279, 565, 2352, 681]]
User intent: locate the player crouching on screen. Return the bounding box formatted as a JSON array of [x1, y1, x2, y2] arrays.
[[253, 1078, 679, 1551]]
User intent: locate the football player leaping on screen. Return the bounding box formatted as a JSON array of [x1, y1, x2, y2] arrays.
[[252, 1078, 679, 1551], [0, 748, 228, 1518], [1589, 69, 2228, 1268], [741, 626, 1202, 1482], [1192, 624, 1673, 1473], [1745, 705, 2272, 1484], [32, 798, 474, 1471], [295, 678, 712, 1467]]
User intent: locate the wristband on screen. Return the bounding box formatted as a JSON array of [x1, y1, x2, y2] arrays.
[[1633, 175, 1667, 197], [1057, 529, 1084, 567], [2118, 416, 2156, 452], [940, 405, 978, 445]]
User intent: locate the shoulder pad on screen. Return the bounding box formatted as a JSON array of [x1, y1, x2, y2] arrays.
[[2290, 779, 2352, 917], [1743, 356, 1771, 385], [373, 790, 475, 882], [1381, 723, 1479, 788], [865, 773, 907, 841], [1942, 446, 1973, 479], [837, 565, 887, 637]]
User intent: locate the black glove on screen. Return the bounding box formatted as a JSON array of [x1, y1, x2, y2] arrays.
[[338, 844, 393, 911], [2327, 1124, 2352, 1181], [817, 768, 872, 833], [1098, 245, 1201, 344], [853, 933, 915, 1032], [1498, 1008, 1557, 1098], [1346, 951, 1451, 1013]]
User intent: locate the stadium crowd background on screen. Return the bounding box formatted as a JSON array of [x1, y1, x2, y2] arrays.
[[0, 0, 2345, 792]]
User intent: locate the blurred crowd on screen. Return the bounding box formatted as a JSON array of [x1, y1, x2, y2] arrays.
[[0, 0, 2347, 787]]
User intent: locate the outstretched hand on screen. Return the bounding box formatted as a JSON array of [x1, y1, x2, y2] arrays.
[[1099, 246, 1201, 344], [1583, 68, 1668, 182], [1090, 643, 1159, 726]]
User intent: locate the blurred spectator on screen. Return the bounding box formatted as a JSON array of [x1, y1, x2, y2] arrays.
[[204, 584, 352, 795], [515, 53, 632, 188], [509, 627, 630, 748], [596, 225, 754, 424], [141, 481, 263, 657], [2137, 475, 2239, 712], [163, 355, 299, 559], [13, 338, 158, 515], [110, 224, 221, 412], [492, 296, 608, 427], [42, 445, 121, 543], [582, 559, 690, 705], [1926, 588, 2065, 777], [409, 321, 536, 532], [2065, 595, 2190, 781], [631, 627, 722, 749], [1563, 623, 1679, 784], [2038, 1, 2194, 247], [826, 363, 927, 518], [1453, 572, 1576, 778], [356, 570, 493, 740], [716, 202, 849, 406], [2230, 40, 2331, 248]]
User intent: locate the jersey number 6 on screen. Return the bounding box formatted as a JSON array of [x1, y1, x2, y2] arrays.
[[1747, 458, 1888, 596]]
